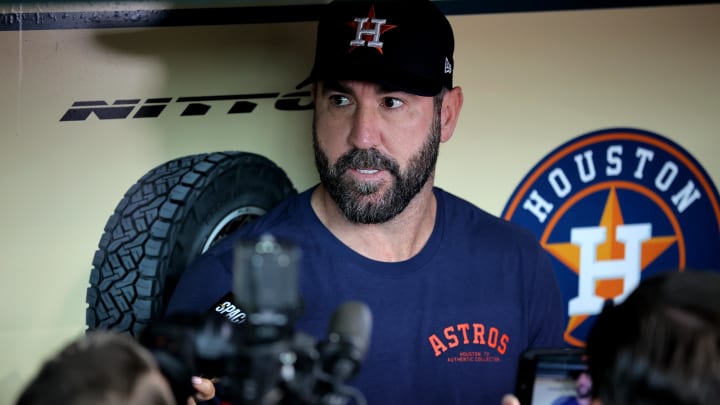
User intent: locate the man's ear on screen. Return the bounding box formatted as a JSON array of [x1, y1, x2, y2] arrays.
[[440, 86, 463, 143]]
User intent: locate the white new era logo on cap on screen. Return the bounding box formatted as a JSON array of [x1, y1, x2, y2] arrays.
[[445, 57, 452, 74]]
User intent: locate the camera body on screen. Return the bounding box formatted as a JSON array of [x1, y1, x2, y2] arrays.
[[140, 234, 370, 405], [141, 312, 325, 404]]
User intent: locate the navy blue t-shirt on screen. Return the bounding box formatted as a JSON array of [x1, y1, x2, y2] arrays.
[[166, 186, 565, 404]]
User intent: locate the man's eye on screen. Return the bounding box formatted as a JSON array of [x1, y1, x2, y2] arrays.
[[329, 95, 351, 106], [382, 97, 404, 109]]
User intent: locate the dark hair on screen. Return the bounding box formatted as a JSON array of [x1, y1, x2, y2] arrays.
[[16, 331, 173, 405], [586, 270, 720, 405]]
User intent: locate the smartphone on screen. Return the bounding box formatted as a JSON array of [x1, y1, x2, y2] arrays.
[[514, 348, 589, 405]]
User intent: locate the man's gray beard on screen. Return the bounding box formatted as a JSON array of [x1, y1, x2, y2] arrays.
[[313, 110, 442, 224]]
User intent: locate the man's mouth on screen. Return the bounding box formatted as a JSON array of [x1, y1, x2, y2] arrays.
[[356, 168, 379, 175]]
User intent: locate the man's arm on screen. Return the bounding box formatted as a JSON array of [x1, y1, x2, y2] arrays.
[[164, 251, 234, 405]]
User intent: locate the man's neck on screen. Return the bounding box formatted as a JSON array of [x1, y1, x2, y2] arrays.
[[310, 183, 437, 262]]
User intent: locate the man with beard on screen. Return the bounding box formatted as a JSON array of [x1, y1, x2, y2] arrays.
[[166, 0, 565, 403], [552, 371, 593, 405]]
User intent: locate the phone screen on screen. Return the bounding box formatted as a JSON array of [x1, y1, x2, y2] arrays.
[[515, 349, 589, 405]]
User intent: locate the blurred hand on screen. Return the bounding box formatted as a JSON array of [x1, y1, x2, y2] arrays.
[[187, 376, 215, 405], [502, 394, 521, 405]]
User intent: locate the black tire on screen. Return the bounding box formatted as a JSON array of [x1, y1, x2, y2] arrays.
[[85, 151, 297, 337]]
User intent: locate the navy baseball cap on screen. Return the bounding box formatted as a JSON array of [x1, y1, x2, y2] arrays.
[[297, 0, 455, 96]]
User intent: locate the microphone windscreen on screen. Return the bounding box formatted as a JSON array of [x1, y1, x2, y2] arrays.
[[328, 301, 372, 361]]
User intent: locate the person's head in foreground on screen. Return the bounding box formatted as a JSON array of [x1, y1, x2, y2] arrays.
[[586, 270, 720, 405], [16, 331, 175, 405]]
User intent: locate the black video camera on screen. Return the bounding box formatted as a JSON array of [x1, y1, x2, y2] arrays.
[[140, 234, 372, 405]]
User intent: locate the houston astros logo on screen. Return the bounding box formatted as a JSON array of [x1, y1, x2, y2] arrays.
[[347, 6, 397, 53], [502, 128, 720, 346]]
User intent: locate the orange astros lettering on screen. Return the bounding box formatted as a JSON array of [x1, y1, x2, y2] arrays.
[[473, 323, 485, 344], [428, 323, 509, 356], [444, 326, 459, 348]]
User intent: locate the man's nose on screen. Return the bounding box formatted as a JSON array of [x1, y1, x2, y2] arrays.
[[347, 104, 381, 150]]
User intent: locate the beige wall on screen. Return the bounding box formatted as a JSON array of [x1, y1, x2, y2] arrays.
[[1, 4, 719, 403]]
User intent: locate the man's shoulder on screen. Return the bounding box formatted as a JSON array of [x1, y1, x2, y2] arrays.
[[206, 188, 314, 256], [437, 188, 536, 241], [242, 188, 310, 231]]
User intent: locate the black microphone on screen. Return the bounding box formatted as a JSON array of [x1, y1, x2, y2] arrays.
[[320, 301, 373, 382]]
